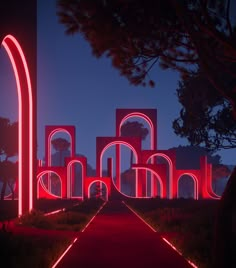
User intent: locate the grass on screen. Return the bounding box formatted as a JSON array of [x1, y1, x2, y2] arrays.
[[1, 198, 104, 268], [127, 198, 219, 268], [0, 230, 71, 268]]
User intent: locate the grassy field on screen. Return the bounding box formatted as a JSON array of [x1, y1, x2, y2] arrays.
[[0, 198, 104, 268], [126, 198, 234, 268]]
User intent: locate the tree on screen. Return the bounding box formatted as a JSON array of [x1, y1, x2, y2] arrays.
[[51, 137, 71, 166], [212, 164, 231, 193], [0, 117, 18, 200], [173, 70, 236, 152], [121, 121, 148, 168], [56, 1, 236, 266], [57, 0, 236, 115], [0, 161, 17, 200]]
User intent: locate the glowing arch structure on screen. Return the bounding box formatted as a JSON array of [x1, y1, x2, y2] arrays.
[[37, 167, 67, 199], [66, 157, 87, 199], [116, 109, 157, 149], [96, 136, 142, 197], [2, 35, 34, 216], [45, 126, 75, 167], [37, 170, 63, 199], [115, 109, 157, 195], [44, 126, 76, 193], [84, 177, 111, 200]]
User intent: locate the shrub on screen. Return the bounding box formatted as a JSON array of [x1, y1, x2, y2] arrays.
[[17, 209, 53, 229]]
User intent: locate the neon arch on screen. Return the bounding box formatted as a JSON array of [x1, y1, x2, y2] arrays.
[[67, 160, 85, 199], [119, 112, 155, 150], [147, 153, 174, 199], [1, 35, 34, 216], [118, 111, 157, 197], [132, 166, 164, 198], [88, 180, 109, 201], [100, 141, 139, 177], [177, 173, 198, 200], [37, 170, 63, 199], [99, 141, 139, 196], [47, 128, 73, 167]]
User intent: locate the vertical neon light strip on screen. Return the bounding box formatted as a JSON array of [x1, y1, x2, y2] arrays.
[[2, 35, 33, 215]]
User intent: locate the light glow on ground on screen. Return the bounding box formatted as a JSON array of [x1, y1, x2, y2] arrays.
[[123, 201, 198, 268], [51, 201, 106, 268]]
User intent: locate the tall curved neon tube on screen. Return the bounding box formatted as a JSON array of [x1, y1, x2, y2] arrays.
[[2, 35, 34, 215]]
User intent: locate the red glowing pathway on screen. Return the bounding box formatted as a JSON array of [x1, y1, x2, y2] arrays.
[[55, 201, 193, 268]]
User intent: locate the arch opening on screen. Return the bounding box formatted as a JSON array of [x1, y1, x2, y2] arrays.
[[177, 174, 198, 200]]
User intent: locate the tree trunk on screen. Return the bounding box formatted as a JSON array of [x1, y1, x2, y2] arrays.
[[213, 167, 236, 268], [0, 180, 7, 201]]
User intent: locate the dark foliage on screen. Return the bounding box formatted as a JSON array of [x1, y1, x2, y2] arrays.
[[57, 0, 236, 115], [173, 70, 236, 151]]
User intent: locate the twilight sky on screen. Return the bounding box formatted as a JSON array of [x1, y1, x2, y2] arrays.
[[0, 0, 235, 167]]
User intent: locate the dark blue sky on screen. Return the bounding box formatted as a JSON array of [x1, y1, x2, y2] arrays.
[[0, 0, 234, 167]]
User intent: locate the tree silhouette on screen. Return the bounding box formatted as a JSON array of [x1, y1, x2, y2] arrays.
[[0, 161, 17, 200], [173, 69, 236, 152], [57, 0, 236, 116], [121, 121, 148, 168], [51, 137, 71, 166], [0, 117, 18, 200], [212, 164, 231, 193]]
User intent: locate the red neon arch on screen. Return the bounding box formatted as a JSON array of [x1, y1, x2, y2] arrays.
[[132, 167, 164, 198], [47, 129, 73, 167], [119, 112, 155, 150], [67, 160, 85, 199], [119, 112, 156, 197], [2, 35, 34, 215], [37, 170, 63, 199], [100, 141, 139, 177], [99, 141, 139, 196], [147, 153, 174, 198], [88, 180, 109, 201], [177, 173, 198, 200]]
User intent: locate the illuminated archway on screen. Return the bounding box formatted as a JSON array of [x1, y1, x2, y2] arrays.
[[44, 126, 75, 193], [1, 35, 34, 216], [66, 159, 86, 199], [119, 113, 155, 150], [88, 180, 109, 201], [177, 173, 198, 200], [147, 153, 174, 198], [116, 109, 157, 197], [37, 170, 63, 199], [46, 126, 75, 167], [99, 140, 139, 197], [132, 166, 164, 198]]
